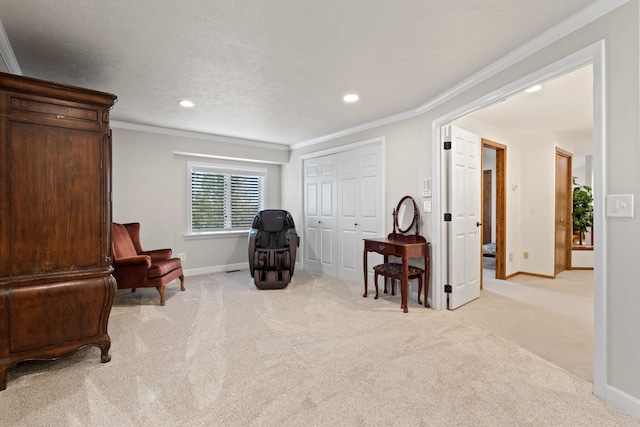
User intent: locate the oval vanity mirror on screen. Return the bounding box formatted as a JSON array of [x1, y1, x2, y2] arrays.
[[395, 195, 418, 234]]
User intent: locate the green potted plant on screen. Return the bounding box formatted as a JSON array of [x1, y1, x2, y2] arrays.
[[572, 177, 594, 245]]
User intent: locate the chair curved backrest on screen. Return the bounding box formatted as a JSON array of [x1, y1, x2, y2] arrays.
[[248, 210, 299, 289]]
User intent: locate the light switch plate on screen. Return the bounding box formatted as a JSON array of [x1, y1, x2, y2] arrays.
[[606, 194, 634, 217]]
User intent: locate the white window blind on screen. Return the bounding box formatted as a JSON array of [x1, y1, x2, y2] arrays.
[[189, 163, 266, 233]]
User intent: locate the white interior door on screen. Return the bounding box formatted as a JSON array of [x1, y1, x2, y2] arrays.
[[304, 154, 338, 277], [337, 145, 384, 283], [447, 125, 481, 309]]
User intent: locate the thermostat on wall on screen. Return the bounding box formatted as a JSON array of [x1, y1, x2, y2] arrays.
[[422, 178, 432, 198]]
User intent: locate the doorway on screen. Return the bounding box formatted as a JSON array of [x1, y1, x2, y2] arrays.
[[433, 45, 603, 391], [481, 139, 506, 282]]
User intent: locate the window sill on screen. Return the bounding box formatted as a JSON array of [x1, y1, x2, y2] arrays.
[[184, 230, 250, 239]]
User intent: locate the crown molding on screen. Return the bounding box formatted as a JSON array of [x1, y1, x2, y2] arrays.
[[292, 0, 628, 150], [414, 0, 628, 114], [291, 110, 414, 150], [110, 121, 290, 151], [0, 18, 22, 75], [173, 150, 285, 165]]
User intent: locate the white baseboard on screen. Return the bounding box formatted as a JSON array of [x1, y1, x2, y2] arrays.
[[606, 384, 640, 419], [184, 262, 249, 277], [184, 261, 303, 277]]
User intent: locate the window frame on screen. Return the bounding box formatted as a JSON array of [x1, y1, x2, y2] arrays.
[[187, 162, 267, 237]]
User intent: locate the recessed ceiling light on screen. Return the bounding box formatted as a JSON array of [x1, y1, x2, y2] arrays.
[[179, 100, 195, 108], [343, 94, 359, 103], [525, 85, 542, 93]]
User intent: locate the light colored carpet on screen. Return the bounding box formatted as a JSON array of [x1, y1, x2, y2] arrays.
[[2, 270, 637, 426], [456, 269, 594, 382]]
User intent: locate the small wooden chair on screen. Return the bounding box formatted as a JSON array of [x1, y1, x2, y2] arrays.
[[373, 262, 424, 305]]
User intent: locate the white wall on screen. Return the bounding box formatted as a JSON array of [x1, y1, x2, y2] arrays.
[[282, 0, 640, 412], [112, 127, 287, 273], [519, 134, 557, 276]]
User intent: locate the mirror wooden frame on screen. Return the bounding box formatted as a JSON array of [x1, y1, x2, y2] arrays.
[[393, 195, 419, 235]]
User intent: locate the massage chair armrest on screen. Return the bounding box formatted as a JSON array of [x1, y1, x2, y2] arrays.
[[286, 229, 298, 275], [248, 228, 259, 275], [286, 228, 299, 247]]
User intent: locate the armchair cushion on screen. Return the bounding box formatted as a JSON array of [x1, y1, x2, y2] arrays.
[[112, 222, 185, 305], [112, 223, 138, 258], [148, 258, 183, 278]]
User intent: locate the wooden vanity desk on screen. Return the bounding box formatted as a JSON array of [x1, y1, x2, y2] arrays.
[[362, 195, 430, 313], [363, 234, 429, 313]]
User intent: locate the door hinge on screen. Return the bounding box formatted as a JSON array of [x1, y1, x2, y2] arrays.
[[444, 284, 452, 293], [444, 213, 452, 222], [443, 141, 452, 150]]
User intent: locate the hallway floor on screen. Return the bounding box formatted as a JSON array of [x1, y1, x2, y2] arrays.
[[454, 269, 594, 382]]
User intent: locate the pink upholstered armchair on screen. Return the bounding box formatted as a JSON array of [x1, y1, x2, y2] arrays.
[[111, 222, 185, 305]]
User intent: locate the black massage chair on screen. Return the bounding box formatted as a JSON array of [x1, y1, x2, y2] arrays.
[[248, 209, 299, 289]]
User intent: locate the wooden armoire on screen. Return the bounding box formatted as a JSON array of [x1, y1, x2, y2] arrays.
[[0, 72, 117, 390]]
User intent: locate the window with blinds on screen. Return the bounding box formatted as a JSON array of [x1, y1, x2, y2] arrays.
[[189, 163, 266, 233]]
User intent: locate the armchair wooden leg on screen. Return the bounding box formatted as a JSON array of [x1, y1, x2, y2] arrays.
[[131, 288, 136, 292], [156, 286, 165, 306], [179, 275, 185, 291]]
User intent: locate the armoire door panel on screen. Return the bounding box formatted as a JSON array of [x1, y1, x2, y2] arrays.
[[10, 123, 103, 276]]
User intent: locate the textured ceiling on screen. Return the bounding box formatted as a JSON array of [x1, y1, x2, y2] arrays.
[[471, 64, 593, 142], [1, 0, 597, 145]]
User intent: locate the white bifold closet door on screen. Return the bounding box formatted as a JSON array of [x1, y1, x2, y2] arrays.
[[304, 143, 384, 283]]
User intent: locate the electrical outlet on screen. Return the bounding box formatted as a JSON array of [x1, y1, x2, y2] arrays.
[[523, 252, 529, 260], [509, 253, 513, 262], [177, 253, 186, 261]]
